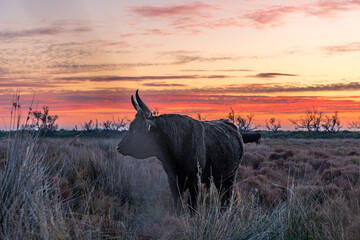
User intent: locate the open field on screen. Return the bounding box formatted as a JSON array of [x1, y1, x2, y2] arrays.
[[0, 133, 359, 239]]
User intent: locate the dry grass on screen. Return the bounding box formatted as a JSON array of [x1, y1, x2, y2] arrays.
[[0, 133, 360, 239]]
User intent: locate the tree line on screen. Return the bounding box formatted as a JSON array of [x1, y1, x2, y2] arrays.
[[209, 107, 360, 133], [21, 105, 360, 133]]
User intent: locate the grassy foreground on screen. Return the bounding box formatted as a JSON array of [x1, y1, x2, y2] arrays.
[[0, 132, 359, 239]]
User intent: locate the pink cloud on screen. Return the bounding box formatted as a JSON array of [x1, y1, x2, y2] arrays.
[[128, 0, 360, 35], [131, 1, 214, 18], [307, 0, 360, 17], [244, 6, 297, 26], [120, 33, 137, 38], [245, 1, 360, 27], [142, 29, 174, 36]]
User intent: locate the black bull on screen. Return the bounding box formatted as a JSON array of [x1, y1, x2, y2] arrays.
[[117, 90, 244, 211]]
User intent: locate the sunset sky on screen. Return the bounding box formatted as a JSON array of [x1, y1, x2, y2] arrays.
[[0, 0, 359, 129]]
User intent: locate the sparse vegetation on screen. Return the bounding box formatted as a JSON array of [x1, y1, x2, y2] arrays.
[[82, 119, 99, 132], [265, 117, 281, 132], [290, 108, 323, 132], [350, 119, 360, 129], [236, 113, 258, 133], [197, 113, 206, 121], [322, 111, 342, 132], [227, 108, 258, 133], [22, 105, 59, 132]]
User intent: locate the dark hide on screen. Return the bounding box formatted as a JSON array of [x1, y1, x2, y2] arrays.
[[241, 133, 261, 144], [117, 92, 244, 212]]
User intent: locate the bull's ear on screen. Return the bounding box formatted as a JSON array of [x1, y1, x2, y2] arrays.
[[146, 119, 156, 132]]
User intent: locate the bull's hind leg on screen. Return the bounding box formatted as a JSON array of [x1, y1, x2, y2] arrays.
[[216, 175, 235, 208]]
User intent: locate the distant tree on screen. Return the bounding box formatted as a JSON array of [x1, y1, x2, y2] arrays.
[[349, 119, 360, 129], [95, 119, 99, 131], [265, 117, 281, 132], [228, 108, 235, 124], [82, 120, 96, 132], [236, 114, 258, 133], [290, 108, 323, 132], [322, 111, 341, 132], [102, 120, 113, 131], [82, 120, 93, 131], [30, 106, 58, 132], [227, 108, 258, 133], [197, 113, 206, 121], [112, 117, 127, 130]]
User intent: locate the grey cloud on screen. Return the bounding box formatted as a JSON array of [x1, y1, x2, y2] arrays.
[[142, 82, 187, 87], [249, 73, 299, 78], [0, 26, 91, 39]]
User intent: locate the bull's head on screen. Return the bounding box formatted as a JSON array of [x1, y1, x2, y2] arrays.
[[117, 90, 159, 159]]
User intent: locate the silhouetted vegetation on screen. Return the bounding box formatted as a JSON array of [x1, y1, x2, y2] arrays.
[[350, 119, 360, 129], [290, 109, 343, 132], [227, 108, 258, 133], [322, 111, 342, 132], [290, 108, 323, 131], [265, 117, 281, 132]]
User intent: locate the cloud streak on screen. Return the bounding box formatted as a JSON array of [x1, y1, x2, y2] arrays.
[[323, 42, 360, 54], [56, 75, 232, 82], [131, 1, 214, 18], [200, 82, 360, 94], [142, 82, 187, 87], [181, 69, 253, 72], [250, 72, 299, 78], [0, 26, 91, 39], [2, 78, 359, 94], [244, 6, 297, 26]]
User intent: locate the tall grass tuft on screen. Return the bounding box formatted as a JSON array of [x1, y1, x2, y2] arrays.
[[0, 95, 70, 239]]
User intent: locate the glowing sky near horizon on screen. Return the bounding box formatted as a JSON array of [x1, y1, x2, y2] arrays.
[[0, 0, 359, 129]]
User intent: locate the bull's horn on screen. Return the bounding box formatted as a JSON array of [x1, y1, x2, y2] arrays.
[[131, 95, 141, 112], [135, 90, 152, 118]]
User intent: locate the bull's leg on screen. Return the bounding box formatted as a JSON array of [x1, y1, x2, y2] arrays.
[[187, 177, 199, 214], [216, 175, 235, 207], [167, 175, 185, 210]]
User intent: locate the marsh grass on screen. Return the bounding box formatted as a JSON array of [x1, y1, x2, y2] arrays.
[[1, 134, 360, 239]]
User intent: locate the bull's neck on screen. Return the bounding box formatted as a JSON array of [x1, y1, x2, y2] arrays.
[[152, 116, 176, 164]]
